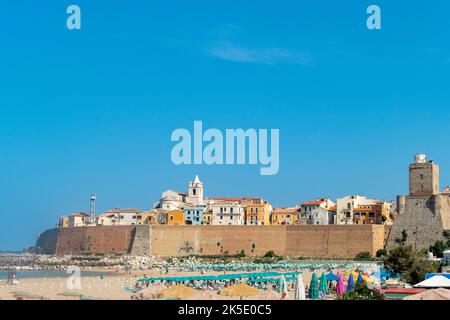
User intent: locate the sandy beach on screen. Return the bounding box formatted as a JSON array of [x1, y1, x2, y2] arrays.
[[0, 268, 331, 300]]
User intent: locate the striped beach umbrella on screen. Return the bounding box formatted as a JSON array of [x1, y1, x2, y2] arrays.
[[308, 273, 319, 299]]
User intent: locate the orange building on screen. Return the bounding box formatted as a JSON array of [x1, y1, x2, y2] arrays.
[[353, 202, 383, 224], [245, 203, 272, 225], [271, 208, 299, 225], [167, 210, 185, 225]]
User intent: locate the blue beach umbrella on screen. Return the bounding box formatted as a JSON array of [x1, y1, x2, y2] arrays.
[[347, 274, 355, 291], [357, 273, 364, 286], [326, 272, 340, 282]]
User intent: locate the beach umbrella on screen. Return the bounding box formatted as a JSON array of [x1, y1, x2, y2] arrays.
[[336, 275, 346, 296], [347, 274, 355, 291], [326, 272, 340, 282], [219, 284, 261, 299], [357, 273, 364, 286], [319, 273, 328, 293], [308, 273, 319, 299], [278, 276, 289, 300], [294, 275, 306, 300], [160, 285, 196, 299]]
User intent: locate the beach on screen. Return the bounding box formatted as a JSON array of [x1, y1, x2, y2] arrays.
[[0, 268, 345, 300]]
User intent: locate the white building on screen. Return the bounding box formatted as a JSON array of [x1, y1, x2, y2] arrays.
[[187, 175, 204, 206], [155, 175, 204, 210], [335, 195, 378, 225], [212, 201, 246, 225], [68, 212, 90, 227], [443, 250, 450, 266], [308, 207, 335, 225], [97, 208, 143, 226], [299, 198, 335, 220]]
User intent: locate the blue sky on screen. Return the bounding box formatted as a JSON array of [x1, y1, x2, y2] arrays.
[[1, 1, 450, 250]]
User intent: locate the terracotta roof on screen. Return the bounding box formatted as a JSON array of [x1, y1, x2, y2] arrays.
[[209, 197, 262, 201], [103, 208, 142, 214], [303, 198, 330, 205], [70, 212, 90, 217]]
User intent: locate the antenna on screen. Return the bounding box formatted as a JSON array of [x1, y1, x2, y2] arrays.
[[90, 193, 96, 224]]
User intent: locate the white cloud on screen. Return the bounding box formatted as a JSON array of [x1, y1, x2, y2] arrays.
[[206, 41, 314, 66]]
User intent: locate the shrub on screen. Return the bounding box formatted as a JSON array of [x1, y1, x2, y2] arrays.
[[236, 250, 246, 259], [355, 252, 372, 261], [264, 250, 276, 258], [339, 284, 384, 300], [376, 249, 387, 258]]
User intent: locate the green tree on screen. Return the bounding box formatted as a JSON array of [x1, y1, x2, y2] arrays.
[[376, 249, 387, 258], [384, 245, 417, 274], [384, 245, 439, 285], [404, 259, 438, 285], [429, 240, 448, 258]]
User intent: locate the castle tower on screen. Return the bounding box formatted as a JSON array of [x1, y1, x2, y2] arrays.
[[409, 154, 440, 196], [387, 154, 450, 251], [187, 175, 204, 206]]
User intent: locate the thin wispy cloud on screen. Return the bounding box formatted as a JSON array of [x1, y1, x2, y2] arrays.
[[206, 41, 314, 66]]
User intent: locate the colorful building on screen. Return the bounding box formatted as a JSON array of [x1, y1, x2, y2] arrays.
[[353, 201, 392, 225], [184, 206, 206, 225], [167, 210, 185, 225], [271, 208, 299, 225], [137, 210, 159, 225], [245, 202, 273, 225], [203, 209, 213, 225], [335, 195, 379, 225]]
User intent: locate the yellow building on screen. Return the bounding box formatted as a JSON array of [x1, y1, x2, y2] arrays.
[[353, 202, 392, 225], [245, 203, 272, 225], [137, 211, 159, 225], [203, 210, 213, 225], [271, 208, 299, 225], [58, 216, 69, 228], [167, 210, 185, 225]]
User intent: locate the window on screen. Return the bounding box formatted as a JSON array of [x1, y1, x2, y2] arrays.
[[230, 207, 234, 214], [170, 215, 174, 221], [369, 212, 375, 218], [193, 189, 196, 196]]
